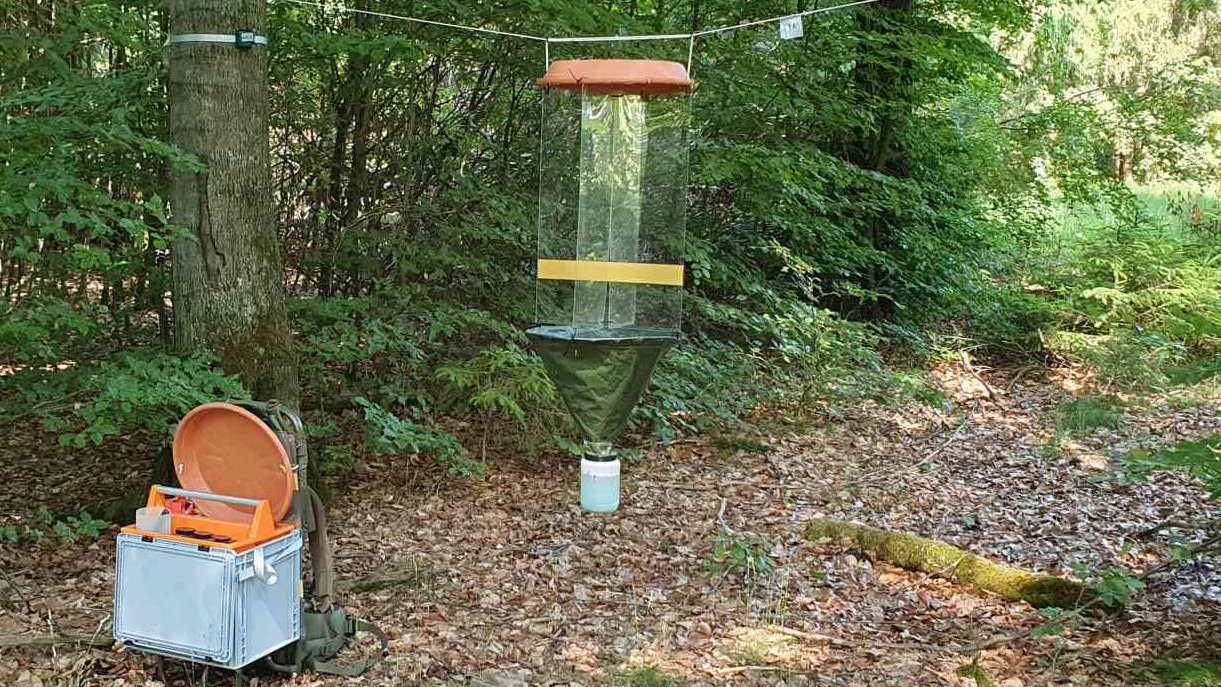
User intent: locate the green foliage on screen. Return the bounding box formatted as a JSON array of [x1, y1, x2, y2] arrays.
[[1030, 186, 1221, 386], [2, 351, 248, 446], [1151, 658, 1221, 686], [1126, 434, 1221, 497], [1068, 562, 1145, 608], [962, 278, 1056, 356], [0, 506, 109, 546], [52, 509, 108, 542], [353, 396, 483, 478], [1044, 330, 1187, 388], [436, 342, 557, 424], [63, 352, 249, 446], [0, 296, 105, 368], [640, 297, 884, 438], [1, 0, 188, 358], [1055, 395, 1123, 435], [1093, 567, 1147, 608], [709, 534, 774, 581], [1029, 606, 1067, 638]]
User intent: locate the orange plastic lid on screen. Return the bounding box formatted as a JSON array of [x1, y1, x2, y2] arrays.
[[173, 403, 295, 523], [538, 59, 693, 95]]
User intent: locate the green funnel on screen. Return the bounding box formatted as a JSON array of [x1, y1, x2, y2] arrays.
[[528, 326, 675, 443]]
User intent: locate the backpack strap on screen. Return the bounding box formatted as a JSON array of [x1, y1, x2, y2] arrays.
[[311, 615, 390, 676], [262, 606, 389, 676], [305, 485, 334, 608]]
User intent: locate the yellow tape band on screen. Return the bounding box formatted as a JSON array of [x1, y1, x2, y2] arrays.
[[537, 259, 684, 286]]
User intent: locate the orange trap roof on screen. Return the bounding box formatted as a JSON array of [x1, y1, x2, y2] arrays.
[[173, 403, 296, 523], [537, 59, 693, 95]]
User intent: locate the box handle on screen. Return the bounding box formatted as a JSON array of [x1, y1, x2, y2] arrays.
[[145, 485, 278, 543], [156, 486, 263, 507], [253, 547, 278, 585]]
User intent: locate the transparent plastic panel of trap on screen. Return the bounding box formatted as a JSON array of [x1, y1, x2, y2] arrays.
[[574, 93, 648, 331], [536, 87, 582, 328], [535, 87, 690, 338]]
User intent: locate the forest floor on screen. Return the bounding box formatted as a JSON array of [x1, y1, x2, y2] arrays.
[[2, 362, 1220, 687]]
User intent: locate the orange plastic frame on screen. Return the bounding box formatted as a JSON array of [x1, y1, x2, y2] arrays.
[[120, 486, 295, 552], [537, 59, 693, 95]]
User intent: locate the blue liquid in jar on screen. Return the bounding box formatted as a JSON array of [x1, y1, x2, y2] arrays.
[[580, 458, 620, 513]]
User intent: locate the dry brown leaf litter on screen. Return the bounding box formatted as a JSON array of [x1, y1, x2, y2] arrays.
[[1, 365, 1219, 686]]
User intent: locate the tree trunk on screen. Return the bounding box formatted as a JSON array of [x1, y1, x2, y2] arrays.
[[850, 0, 915, 321], [805, 518, 1095, 608], [168, 0, 298, 405]]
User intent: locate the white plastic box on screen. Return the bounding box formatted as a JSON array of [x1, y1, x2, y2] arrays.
[[113, 529, 302, 668]]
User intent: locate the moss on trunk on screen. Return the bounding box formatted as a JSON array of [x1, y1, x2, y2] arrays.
[[805, 518, 1094, 608]]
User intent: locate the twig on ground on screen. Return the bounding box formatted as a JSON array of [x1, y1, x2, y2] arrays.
[[46, 609, 59, 659], [921, 419, 970, 465], [853, 418, 969, 485], [716, 497, 732, 535], [716, 665, 789, 674], [1135, 518, 1211, 539], [769, 625, 938, 651], [960, 351, 1000, 403], [0, 632, 112, 649], [638, 480, 777, 492], [713, 662, 854, 685], [1006, 364, 1041, 392], [0, 564, 34, 614], [88, 614, 110, 651]]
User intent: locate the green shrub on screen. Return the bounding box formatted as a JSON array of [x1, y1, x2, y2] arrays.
[[3, 350, 248, 447], [353, 396, 482, 478], [1126, 434, 1221, 497], [1035, 195, 1221, 386], [964, 277, 1056, 356], [0, 506, 109, 546], [436, 342, 558, 426], [1151, 658, 1221, 686], [1044, 330, 1187, 387], [0, 296, 105, 368], [709, 534, 774, 582]]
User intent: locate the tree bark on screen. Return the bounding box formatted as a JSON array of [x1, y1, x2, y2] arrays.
[[168, 0, 298, 404], [850, 0, 915, 321], [805, 518, 1095, 608]]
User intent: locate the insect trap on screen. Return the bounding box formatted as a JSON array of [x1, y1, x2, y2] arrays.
[[527, 59, 692, 513]]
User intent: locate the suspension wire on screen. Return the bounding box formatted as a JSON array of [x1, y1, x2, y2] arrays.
[[276, 0, 549, 41], [547, 32, 693, 44], [691, 0, 880, 37], [274, 0, 883, 45]]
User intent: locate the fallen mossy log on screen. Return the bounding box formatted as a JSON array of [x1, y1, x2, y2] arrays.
[[805, 518, 1094, 609]]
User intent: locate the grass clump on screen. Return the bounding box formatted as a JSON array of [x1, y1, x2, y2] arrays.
[[1056, 396, 1122, 435], [617, 665, 682, 687]]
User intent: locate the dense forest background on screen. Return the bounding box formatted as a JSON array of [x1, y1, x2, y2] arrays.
[[2, 0, 1219, 514]]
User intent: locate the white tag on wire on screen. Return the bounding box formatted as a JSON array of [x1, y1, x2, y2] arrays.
[[779, 15, 804, 40]]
